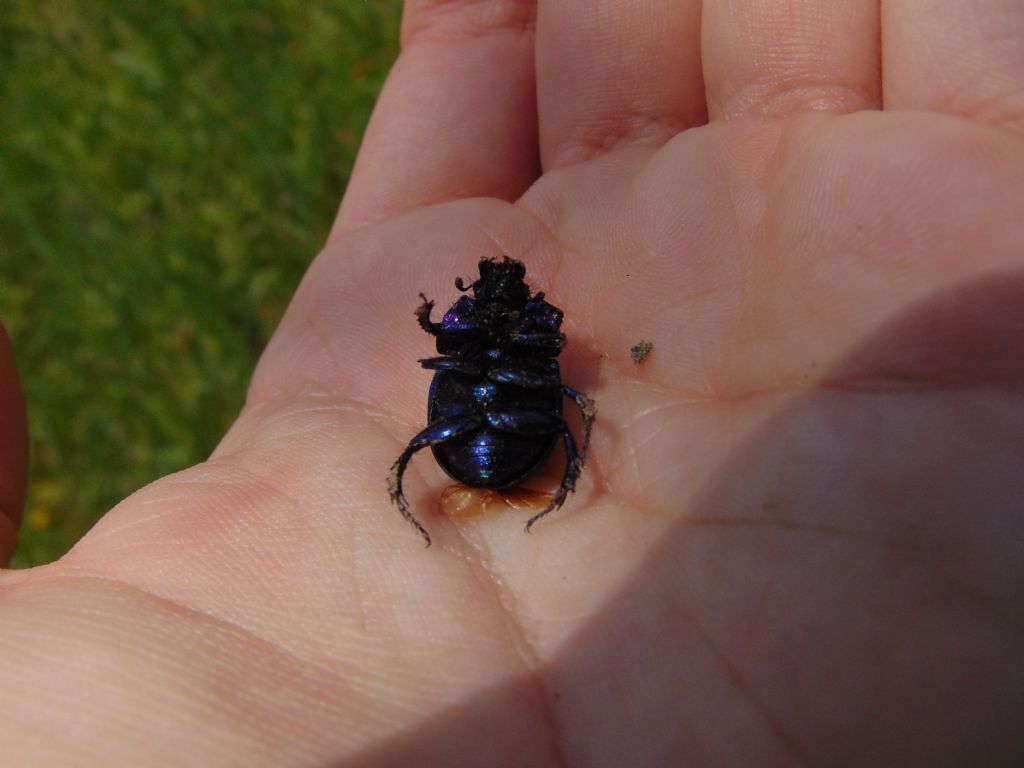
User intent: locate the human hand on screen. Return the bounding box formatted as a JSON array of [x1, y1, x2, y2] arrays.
[[3, 1, 1023, 765]]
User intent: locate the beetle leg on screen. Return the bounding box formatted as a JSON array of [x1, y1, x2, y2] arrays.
[[562, 385, 596, 466], [527, 417, 581, 534], [487, 409, 583, 534], [415, 293, 442, 336], [488, 368, 595, 465], [388, 415, 483, 546], [419, 357, 482, 375]]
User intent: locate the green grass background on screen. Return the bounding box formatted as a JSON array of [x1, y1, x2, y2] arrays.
[[0, 0, 401, 567]]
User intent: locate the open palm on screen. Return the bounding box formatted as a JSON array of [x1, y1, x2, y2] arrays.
[[3, 2, 1023, 766]]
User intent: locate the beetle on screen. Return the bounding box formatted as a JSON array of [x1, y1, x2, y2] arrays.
[[387, 256, 595, 546]]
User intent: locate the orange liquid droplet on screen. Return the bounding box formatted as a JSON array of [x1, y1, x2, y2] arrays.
[[440, 485, 553, 519]]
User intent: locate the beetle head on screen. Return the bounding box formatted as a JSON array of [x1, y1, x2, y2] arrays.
[[460, 256, 530, 306]]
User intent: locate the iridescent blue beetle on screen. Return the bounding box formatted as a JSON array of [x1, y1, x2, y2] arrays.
[[388, 256, 595, 545]]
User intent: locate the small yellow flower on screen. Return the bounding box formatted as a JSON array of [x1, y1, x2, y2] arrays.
[[27, 507, 52, 531]]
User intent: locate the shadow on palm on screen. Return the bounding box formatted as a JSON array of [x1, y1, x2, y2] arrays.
[[343, 267, 1024, 767]]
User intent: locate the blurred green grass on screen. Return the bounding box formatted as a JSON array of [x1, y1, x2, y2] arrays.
[[0, 0, 401, 567]]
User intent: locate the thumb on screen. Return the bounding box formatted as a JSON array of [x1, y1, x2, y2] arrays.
[[0, 323, 28, 565]]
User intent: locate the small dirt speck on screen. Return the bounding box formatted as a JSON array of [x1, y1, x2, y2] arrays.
[[630, 340, 653, 365]]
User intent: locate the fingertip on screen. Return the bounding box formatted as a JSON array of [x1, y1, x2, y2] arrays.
[[332, 2, 539, 237]]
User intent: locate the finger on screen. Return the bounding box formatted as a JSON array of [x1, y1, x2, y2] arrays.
[[0, 324, 28, 565], [331, 1, 539, 239], [882, 1, 1024, 132], [702, 0, 881, 120], [535, 0, 705, 170]]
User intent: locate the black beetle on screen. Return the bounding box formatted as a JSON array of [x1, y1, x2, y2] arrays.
[[388, 256, 595, 545]]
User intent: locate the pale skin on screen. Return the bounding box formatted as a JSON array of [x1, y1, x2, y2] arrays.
[[2, 1, 1023, 765]]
